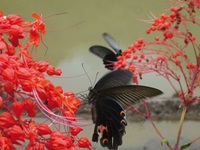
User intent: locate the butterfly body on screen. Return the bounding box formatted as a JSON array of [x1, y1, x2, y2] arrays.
[[87, 69, 163, 149]]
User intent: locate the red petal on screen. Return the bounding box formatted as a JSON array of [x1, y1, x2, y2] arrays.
[[37, 123, 52, 136], [0, 112, 17, 128], [24, 98, 36, 117], [32, 12, 41, 20], [12, 101, 25, 118]]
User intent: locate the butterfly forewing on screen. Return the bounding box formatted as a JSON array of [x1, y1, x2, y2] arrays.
[[89, 45, 116, 59], [89, 45, 118, 70], [99, 85, 163, 107], [93, 69, 132, 92], [103, 32, 121, 54]]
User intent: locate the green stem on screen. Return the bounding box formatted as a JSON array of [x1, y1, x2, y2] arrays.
[[175, 105, 187, 149]]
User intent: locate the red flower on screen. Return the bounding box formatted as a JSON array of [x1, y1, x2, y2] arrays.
[[2, 68, 15, 81], [46, 65, 56, 76], [64, 91, 75, 97], [6, 14, 23, 25], [10, 125, 26, 144], [63, 97, 80, 113], [36, 61, 49, 72], [0, 112, 17, 129], [77, 136, 92, 150], [24, 98, 36, 117], [20, 80, 33, 92], [70, 126, 83, 136], [29, 12, 46, 46], [12, 101, 25, 118], [32, 12, 46, 34], [32, 142, 45, 150], [36, 123, 52, 136], [6, 44, 15, 55], [30, 27, 41, 46], [0, 137, 13, 150], [4, 81, 15, 95], [16, 67, 32, 80], [46, 131, 74, 149]]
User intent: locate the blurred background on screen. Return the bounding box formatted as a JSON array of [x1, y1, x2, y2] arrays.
[[1, 1, 200, 149], [0, 0, 175, 97]]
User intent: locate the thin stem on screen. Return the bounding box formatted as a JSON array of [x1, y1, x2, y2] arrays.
[[174, 105, 188, 149], [142, 100, 173, 149], [147, 116, 173, 150]]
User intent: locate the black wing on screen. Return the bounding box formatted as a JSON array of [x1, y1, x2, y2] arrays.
[[92, 97, 127, 150], [93, 69, 132, 92], [89, 45, 116, 59], [103, 32, 121, 54], [99, 85, 163, 107], [89, 45, 118, 70]]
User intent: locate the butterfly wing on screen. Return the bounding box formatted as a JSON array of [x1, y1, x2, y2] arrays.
[[92, 97, 127, 150], [103, 32, 122, 55], [93, 69, 132, 92], [99, 85, 163, 107], [89, 45, 116, 59], [89, 45, 118, 70]]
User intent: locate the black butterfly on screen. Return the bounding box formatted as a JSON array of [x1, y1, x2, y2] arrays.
[[87, 69, 163, 150], [89, 33, 122, 70]]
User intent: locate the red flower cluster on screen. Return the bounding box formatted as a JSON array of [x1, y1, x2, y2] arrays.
[[114, 1, 200, 149], [0, 11, 91, 149], [114, 1, 200, 104]]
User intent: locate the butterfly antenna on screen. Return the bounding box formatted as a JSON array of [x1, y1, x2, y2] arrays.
[[81, 63, 93, 87]]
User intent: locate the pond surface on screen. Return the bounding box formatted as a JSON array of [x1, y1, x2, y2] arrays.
[[80, 120, 200, 150]]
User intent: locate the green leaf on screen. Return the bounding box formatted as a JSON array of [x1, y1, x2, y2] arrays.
[[181, 142, 191, 149]]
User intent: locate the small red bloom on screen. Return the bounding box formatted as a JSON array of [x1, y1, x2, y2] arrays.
[[77, 136, 92, 150], [0, 112, 17, 129], [10, 125, 26, 144], [6, 14, 23, 25], [37, 61, 49, 72], [37, 123, 52, 136], [6, 44, 15, 55], [24, 98, 36, 117], [16, 67, 32, 80], [29, 12, 46, 46], [64, 90, 75, 97], [4, 81, 14, 95], [20, 80, 33, 92], [63, 97, 80, 113], [30, 27, 41, 46], [32, 142, 45, 150], [2, 68, 15, 81], [46, 131, 74, 149], [0, 137, 13, 150], [70, 126, 83, 136], [12, 101, 25, 118]]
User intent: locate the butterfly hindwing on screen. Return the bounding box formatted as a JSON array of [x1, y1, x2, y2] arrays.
[[92, 97, 127, 150]]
